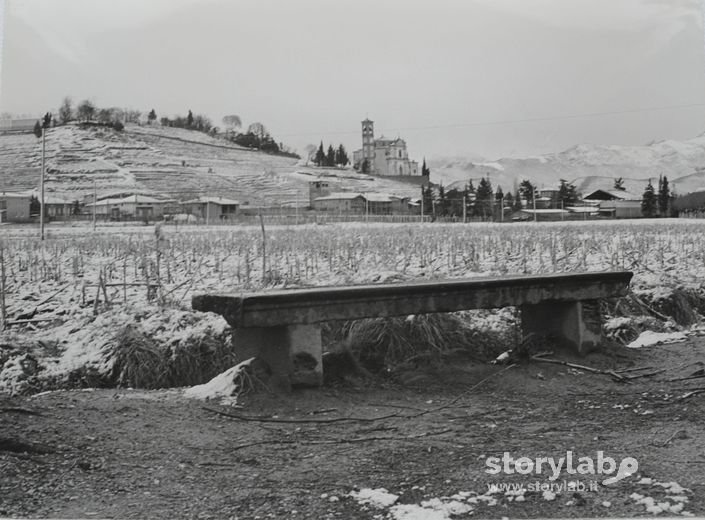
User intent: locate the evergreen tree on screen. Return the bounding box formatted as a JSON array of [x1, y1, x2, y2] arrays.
[[421, 158, 430, 176], [29, 195, 40, 215], [187, 110, 194, 128], [315, 142, 326, 166], [326, 144, 336, 167], [361, 158, 370, 174], [148, 109, 157, 124], [436, 185, 445, 216], [495, 186, 504, 201], [422, 185, 433, 215], [519, 180, 536, 206], [33, 120, 43, 139], [658, 175, 670, 216], [558, 179, 578, 207], [504, 191, 515, 211], [335, 144, 349, 166], [641, 180, 657, 217], [476, 177, 494, 218]]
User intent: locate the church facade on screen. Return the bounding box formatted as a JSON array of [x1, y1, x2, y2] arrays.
[[352, 119, 421, 177]]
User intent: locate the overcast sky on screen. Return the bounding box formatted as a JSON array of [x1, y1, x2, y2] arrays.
[[1, 0, 704, 160]]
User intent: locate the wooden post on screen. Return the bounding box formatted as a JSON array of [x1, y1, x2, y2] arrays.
[[92, 180, 97, 231], [533, 186, 537, 222], [462, 196, 466, 223], [259, 212, 266, 284], [40, 129, 45, 240], [0, 246, 6, 330]]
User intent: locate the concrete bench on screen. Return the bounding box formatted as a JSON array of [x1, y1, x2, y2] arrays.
[[192, 271, 633, 391]]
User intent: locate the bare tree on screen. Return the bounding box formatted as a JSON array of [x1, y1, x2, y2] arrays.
[[222, 114, 242, 132], [304, 144, 317, 165], [247, 122, 268, 140], [97, 108, 114, 124], [125, 110, 141, 124], [59, 96, 73, 124], [76, 100, 96, 122]]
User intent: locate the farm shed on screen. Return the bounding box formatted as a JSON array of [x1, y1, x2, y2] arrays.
[[182, 196, 240, 222], [597, 200, 643, 219], [43, 195, 76, 218], [313, 192, 366, 213], [364, 193, 413, 215], [584, 189, 642, 218], [85, 195, 176, 220], [0, 192, 31, 222]]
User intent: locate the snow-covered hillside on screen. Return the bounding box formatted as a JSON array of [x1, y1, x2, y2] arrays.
[[0, 125, 422, 204], [431, 133, 705, 196]]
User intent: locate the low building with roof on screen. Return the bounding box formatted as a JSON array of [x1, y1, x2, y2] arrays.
[[181, 196, 240, 222], [85, 194, 176, 220], [312, 192, 366, 213], [584, 189, 642, 218], [0, 192, 31, 222]]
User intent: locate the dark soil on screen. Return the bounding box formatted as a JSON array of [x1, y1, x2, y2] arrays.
[[1, 339, 704, 519]]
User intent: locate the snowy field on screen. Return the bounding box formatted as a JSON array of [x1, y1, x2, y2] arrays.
[[1, 218, 703, 393]]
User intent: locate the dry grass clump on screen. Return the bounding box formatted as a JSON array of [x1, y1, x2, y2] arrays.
[[105, 324, 236, 389], [332, 311, 512, 374]]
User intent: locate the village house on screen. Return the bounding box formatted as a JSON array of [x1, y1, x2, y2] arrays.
[[312, 192, 367, 213], [352, 119, 420, 178], [85, 194, 176, 220], [583, 189, 642, 218], [182, 196, 240, 222], [312, 191, 414, 215], [0, 192, 31, 222], [43, 195, 76, 219]]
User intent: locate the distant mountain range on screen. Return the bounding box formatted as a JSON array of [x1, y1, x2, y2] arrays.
[[430, 133, 705, 196]]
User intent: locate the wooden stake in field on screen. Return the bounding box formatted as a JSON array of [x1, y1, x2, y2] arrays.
[[259, 212, 266, 284], [92, 180, 97, 231], [0, 245, 6, 330]]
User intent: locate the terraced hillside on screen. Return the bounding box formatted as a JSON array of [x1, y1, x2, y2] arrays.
[[0, 125, 423, 205]]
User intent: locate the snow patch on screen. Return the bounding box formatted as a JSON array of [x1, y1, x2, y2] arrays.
[[184, 358, 255, 401], [349, 488, 399, 509], [627, 331, 686, 349]]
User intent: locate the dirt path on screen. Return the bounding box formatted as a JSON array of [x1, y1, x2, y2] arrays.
[[1, 340, 704, 519]]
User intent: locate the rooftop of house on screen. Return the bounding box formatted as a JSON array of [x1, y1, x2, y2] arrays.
[[314, 192, 365, 202], [86, 195, 176, 206], [182, 196, 240, 206], [584, 189, 641, 201]]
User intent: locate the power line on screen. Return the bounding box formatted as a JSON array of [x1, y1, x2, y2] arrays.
[[277, 102, 705, 138]]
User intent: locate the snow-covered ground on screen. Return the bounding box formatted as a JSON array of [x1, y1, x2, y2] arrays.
[[1, 218, 703, 394]]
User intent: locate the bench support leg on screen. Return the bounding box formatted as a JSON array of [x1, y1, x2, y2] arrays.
[[232, 324, 323, 392], [520, 300, 602, 355]]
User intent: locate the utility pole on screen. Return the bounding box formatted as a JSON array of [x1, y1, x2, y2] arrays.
[[92, 180, 97, 231], [533, 186, 537, 222], [36, 112, 52, 241], [501, 195, 504, 223], [40, 125, 45, 240], [462, 196, 466, 223]]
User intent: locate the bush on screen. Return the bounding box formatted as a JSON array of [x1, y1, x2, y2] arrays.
[[112, 120, 125, 132]]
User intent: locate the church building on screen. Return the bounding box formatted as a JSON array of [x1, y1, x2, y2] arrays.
[[352, 119, 421, 177]]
